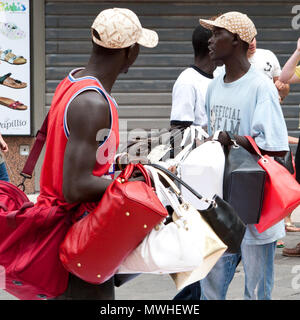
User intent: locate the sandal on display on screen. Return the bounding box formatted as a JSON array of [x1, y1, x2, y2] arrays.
[[276, 240, 285, 248], [0, 73, 27, 89], [0, 49, 26, 65], [285, 222, 300, 232], [0, 97, 27, 110], [0, 22, 26, 40], [282, 243, 300, 257]]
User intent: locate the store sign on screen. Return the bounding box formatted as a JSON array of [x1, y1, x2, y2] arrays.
[[0, 0, 31, 135]]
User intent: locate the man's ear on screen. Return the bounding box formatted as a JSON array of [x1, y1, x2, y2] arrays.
[[120, 44, 139, 74], [126, 44, 140, 66], [124, 46, 131, 59]]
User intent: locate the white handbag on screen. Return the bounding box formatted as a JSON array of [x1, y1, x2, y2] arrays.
[[177, 131, 225, 210], [117, 166, 227, 290], [147, 125, 208, 167]]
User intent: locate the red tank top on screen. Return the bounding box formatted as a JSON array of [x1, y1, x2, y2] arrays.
[[37, 68, 119, 210]]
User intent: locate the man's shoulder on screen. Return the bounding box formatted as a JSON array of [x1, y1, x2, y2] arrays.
[[67, 90, 111, 129], [248, 65, 272, 82], [70, 89, 109, 109], [208, 66, 272, 92], [207, 73, 222, 90], [247, 66, 279, 98], [255, 48, 278, 61], [175, 67, 209, 84]]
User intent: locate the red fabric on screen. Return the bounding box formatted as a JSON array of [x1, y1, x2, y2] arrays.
[[245, 136, 300, 233], [37, 70, 119, 211], [59, 164, 168, 284], [8, 101, 22, 109], [21, 114, 48, 178], [0, 181, 71, 300]]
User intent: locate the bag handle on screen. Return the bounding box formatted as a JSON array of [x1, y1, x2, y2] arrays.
[[149, 163, 216, 207], [224, 131, 239, 148], [145, 165, 181, 196], [244, 136, 263, 157], [118, 163, 152, 186], [18, 113, 49, 191], [6, 202, 35, 228], [144, 165, 185, 219]]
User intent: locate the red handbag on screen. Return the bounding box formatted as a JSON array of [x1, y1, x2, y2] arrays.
[[245, 136, 300, 233], [0, 114, 72, 300], [59, 163, 168, 284]]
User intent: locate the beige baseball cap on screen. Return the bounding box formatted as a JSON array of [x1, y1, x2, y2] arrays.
[[199, 12, 257, 44], [91, 8, 159, 49]]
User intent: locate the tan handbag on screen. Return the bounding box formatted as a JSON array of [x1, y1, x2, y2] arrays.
[[168, 193, 228, 290]]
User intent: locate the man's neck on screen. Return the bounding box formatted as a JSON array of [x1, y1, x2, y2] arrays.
[[75, 55, 121, 93], [194, 55, 215, 76], [223, 55, 251, 83]]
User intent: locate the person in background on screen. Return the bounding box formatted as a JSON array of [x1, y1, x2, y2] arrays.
[[170, 25, 218, 130], [247, 37, 290, 102], [199, 11, 289, 300], [277, 37, 300, 256], [247, 38, 299, 237], [0, 132, 9, 182]]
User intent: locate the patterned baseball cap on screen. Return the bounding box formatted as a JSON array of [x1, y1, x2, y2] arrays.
[[91, 8, 159, 49], [199, 12, 257, 44]]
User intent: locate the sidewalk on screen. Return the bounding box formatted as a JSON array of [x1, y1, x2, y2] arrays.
[[116, 207, 300, 300], [0, 200, 300, 300]]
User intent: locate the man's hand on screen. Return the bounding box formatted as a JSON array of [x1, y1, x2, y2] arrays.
[[275, 79, 286, 91], [116, 153, 149, 170], [297, 37, 300, 52], [0, 138, 8, 152], [216, 131, 232, 145], [274, 79, 290, 102]]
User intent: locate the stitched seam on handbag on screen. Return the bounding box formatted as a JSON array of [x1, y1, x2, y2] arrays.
[[123, 183, 167, 217]]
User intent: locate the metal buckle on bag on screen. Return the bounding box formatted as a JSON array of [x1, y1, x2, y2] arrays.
[[203, 197, 218, 208], [17, 173, 32, 192], [232, 139, 239, 149]]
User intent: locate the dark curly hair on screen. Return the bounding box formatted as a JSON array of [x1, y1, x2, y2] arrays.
[[192, 25, 212, 58]]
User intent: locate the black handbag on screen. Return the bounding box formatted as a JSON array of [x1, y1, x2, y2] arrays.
[[274, 149, 295, 175], [223, 132, 266, 224], [149, 163, 246, 254]]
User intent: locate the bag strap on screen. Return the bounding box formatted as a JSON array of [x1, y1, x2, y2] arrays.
[[144, 165, 184, 218], [145, 165, 181, 196], [18, 113, 49, 190], [149, 163, 216, 207], [118, 163, 152, 187], [244, 136, 263, 157]]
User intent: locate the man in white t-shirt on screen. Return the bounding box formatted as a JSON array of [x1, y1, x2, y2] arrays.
[[170, 25, 219, 129], [247, 37, 290, 101]]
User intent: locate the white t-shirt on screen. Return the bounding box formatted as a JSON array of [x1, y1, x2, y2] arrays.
[[248, 48, 281, 80], [170, 67, 214, 127]]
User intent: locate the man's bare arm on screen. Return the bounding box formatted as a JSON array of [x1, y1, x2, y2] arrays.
[[216, 131, 287, 157], [63, 90, 113, 203]]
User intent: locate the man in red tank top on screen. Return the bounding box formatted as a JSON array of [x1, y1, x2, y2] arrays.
[[39, 8, 158, 300]]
